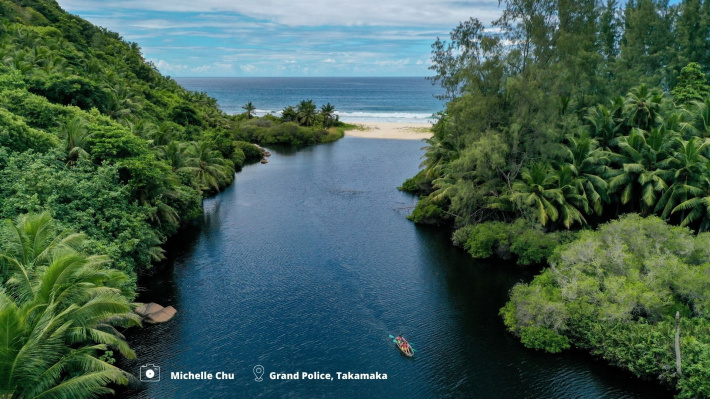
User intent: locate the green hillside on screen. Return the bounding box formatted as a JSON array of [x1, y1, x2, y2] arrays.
[[0, 0, 346, 396]]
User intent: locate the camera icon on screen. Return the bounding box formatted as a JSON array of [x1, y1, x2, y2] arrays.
[[140, 364, 160, 382]]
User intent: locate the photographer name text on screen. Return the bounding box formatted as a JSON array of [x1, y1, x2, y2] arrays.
[[171, 371, 235, 380]]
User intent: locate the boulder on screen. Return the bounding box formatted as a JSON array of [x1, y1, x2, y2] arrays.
[[263, 151, 272, 157], [145, 306, 177, 324], [135, 302, 177, 323], [135, 302, 163, 317], [260, 158, 268, 164]]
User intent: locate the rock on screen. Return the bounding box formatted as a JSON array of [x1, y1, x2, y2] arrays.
[[263, 151, 272, 157], [145, 306, 177, 324], [135, 302, 163, 317], [260, 158, 268, 164], [135, 302, 177, 323]]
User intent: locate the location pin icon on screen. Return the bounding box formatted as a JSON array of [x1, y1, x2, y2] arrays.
[[253, 365, 264, 382]]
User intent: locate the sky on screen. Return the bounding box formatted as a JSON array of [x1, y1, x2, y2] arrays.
[[55, 0, 505, 77]]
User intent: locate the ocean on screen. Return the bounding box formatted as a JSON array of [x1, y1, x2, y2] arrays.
[[174, 77, 445, 124]]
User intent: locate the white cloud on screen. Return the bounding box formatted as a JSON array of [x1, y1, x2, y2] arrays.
[[240, 64, 256, 73], [375, 58, 410, 66], [323, 58, 336, 63], [152, 59, 189, 73], [59, 0, 503, 27]]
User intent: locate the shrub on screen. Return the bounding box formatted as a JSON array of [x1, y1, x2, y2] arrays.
[[407, 196, 446, 225], [0, 108, 59, 153], [519, 326, 571, 353], [235, 141, 263, 161]]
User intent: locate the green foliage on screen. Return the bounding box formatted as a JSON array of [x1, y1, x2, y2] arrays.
[[502, 215, 710, 396], [407, 196, 447, 225], [672, 62, 710, 105], [87, 123, 149, 162], [399, 169, 430, 193], [0, 213, 138, 398], [455, 219, 575, 265], [519, 326, 571, 353], [0, 108, 59, 152], [234, 100, 343, 146], [28, 74, 110, 112], [235, 140, 263, 161], [170, 103, 205, 127], [463, 221, 510, 259]]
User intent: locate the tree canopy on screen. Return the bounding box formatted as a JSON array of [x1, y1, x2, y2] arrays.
[[406, 0, 710, 396]]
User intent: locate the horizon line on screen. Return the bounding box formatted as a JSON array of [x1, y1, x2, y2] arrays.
[[171, 76, 433, 79]]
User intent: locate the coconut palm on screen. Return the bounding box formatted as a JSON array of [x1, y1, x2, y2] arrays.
[[623, 84, 666, 130], [296, 99, 317, 127], [182, 141, 231, 192], [151, 122, 177, 147], [59, 115, 92, 165], [551, 164, 589, 228], [320, 102, 336, 128], [0, 212, 85, 278], [671, 179, 710, 232], [565, 134, 612, 215], [242, 102, 256, 119], [586, 104, 620, 149], [0, 292, 134, 399], [608, 128, 672, 213], [508, 162, 564, 227], [0, 214, 139, 399], [656, 138, 710, 219], [689, 97, 710, 138], [158, 141, 191, 172]]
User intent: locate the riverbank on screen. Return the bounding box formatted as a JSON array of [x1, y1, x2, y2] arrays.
[[344, 122, 433, 140]]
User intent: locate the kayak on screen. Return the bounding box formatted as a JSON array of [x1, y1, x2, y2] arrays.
[[394, 336, 414, 357]]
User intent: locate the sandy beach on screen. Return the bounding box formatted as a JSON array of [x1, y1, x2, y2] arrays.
[[344, 122, 433, 140]]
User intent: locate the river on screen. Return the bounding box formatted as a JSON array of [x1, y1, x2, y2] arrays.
[[122, 137, 670, 398]]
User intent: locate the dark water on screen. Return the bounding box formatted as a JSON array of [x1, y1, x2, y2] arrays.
[[175, 77, 444, 123], [122, 137, 671, 398]]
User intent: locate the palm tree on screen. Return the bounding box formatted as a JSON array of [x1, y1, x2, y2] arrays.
[[586, 104, 620, 149], [0, 292, 134, 399], [296, 99, 317, 127], [59, 116, 92, 165], [151, 122, 177, 147], [158, 141, 191, 171], [608, 128, 672, 213], [565, 134, 612, 215], [689, 97, 710, 138], [242, 102, 256, 119], [420, 134, 459, 180], [508, 162, 564, 227], [552, 164, 588, 229], [104, 84, 142, 122], [182, 141, 231, 192], [623, 84, 666, 130], [320, 103, 336, 128], [0, 214, 139, 398], [656, 138, 710, 220], [671, 179, 710, 232], [0, 212, 85, 277]]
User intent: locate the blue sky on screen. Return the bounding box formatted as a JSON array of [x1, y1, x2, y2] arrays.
[[56, 0, 504, 77]]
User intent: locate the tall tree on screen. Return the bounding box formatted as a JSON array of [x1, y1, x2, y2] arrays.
[[296, 99, 317, 127], [59, 115, 92, 165], [672, 62, 710, 105], [242, 102, 256, 119]]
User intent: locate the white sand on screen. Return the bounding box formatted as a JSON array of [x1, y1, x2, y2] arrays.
[[344, 122, 433, 140]]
